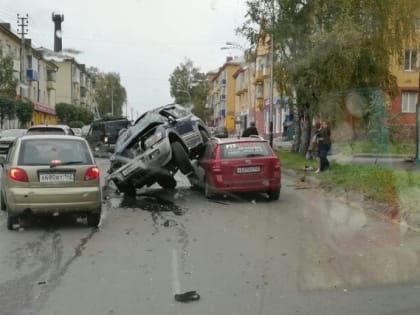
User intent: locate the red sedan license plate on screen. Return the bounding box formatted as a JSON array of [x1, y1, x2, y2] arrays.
[[236, 166, 261, 174]]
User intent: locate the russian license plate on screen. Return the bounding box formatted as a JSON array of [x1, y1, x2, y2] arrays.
[[39, 173, 74, 183], [236, 166, 261, 174], [121, 163, 138, 177]]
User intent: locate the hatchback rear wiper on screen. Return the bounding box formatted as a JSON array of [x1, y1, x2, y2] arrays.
[[50, 161, 83, 168]]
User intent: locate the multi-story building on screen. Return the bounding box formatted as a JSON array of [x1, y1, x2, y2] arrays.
[[388, 39, 420, 140], [233, 63, 255, 134], [254, 36, 283, 137], [54, 58, 96, 113], [207, 57, 241, 133], [206, 69, 218, 127], [0, 23, 57, 126]]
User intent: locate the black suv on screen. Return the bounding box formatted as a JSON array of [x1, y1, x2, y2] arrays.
[[85, 118, 131, 157], [107, 104, 210, 195]]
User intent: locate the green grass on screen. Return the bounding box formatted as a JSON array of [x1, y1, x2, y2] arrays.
[[334, 141, 415, 155], [277, 149, 420, 205]]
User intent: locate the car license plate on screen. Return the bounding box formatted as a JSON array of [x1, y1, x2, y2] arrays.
[[39, 173, 74, 183], [236, 166, 261, 174], [121, 163, 138, 177]]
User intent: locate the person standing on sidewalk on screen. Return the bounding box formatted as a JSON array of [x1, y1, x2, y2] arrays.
[[317, 120, 331, 172], [242, 122, 259, 137]]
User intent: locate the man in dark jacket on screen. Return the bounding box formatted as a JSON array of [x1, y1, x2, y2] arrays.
[[242, 122, 258, 137]]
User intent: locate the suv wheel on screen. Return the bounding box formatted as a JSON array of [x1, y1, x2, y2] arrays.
[[171, 142, 193, 175], [158, 176, 177, 189], [116, 182, 136, 197]]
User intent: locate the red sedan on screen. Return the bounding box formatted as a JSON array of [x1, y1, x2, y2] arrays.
[[189, 137, 281, 200]]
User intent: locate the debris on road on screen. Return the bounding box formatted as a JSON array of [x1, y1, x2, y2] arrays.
[[174, 290, 201, 303]]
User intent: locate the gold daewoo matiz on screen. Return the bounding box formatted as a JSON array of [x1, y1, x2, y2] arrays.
[[0, 135, 102, 230]]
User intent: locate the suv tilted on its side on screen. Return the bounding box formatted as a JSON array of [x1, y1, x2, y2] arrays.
[[85, 118, 131, 157], [107, 104, 210, 195]]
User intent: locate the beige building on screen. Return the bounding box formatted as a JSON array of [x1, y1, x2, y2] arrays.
[[0, 23, 57, 126], [54, 58, 96, 114], [233, 63, 255, 134]]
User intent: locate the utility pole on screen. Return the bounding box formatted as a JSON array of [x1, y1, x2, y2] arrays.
[[17, 14, 29, 99], [269, 0, 275, 147]]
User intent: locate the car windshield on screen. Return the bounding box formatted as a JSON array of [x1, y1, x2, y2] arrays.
[[221, 142, 271, 158], [18, 138, 93, 165], [104, 120, 130, 135]]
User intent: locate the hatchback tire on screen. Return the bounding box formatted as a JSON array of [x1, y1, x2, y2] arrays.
[[7, 211, 19, 230], [268, 189, 280, 201], [171, 142, 193, 175], [87, 212, 101, 228], [204, 178, 215, 199]]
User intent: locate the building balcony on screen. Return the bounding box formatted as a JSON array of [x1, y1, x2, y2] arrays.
[[26, 69, 39, 81], [262, 66, 270, 78], [254, 70, 263, 83], [13, 60, 20, 72], [47, 80, 56, 90]]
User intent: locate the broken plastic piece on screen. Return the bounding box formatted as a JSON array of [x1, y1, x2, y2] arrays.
[[174, 291, 200, 303]]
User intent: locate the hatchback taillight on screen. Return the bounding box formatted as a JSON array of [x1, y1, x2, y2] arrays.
[[84, 167, 100, 180], [9, 168, 29, 182]]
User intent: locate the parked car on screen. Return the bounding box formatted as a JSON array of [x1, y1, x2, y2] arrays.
[[212, 126, 229, 138], [26, 124, 75, 135], [0, 135, 102, 230], [71, 127, 82, 136], [0, 129, 27, 155], [85, 118, 131, 157], [107, 104, 211, 195], [188, 136, 281, 200]]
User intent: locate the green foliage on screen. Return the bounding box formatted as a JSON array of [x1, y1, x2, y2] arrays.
[[69, 120, 84, 128], [56, 103, 94, 125], [0, 96, 15, 129], [15, 99, 34, 128], [92, 72, 127, 117], [168, 58, 209, 121], [0, 47, 18, 98], [335, 141, 416, 155]]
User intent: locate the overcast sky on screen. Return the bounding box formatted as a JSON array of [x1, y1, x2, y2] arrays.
[[0, 0, 248, 118]]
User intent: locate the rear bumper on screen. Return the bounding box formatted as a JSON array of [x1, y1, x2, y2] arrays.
[[211, 175, 281, 193], [6, 186, 102, 214]]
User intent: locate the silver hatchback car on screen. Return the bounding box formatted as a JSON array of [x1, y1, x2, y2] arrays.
[[0, 135, 102, 230]]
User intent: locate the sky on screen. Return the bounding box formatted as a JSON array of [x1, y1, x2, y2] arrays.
[[0, 0, 248, 119]]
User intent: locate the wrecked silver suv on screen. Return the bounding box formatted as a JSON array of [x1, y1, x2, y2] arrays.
[[107, 104, 210, 195]]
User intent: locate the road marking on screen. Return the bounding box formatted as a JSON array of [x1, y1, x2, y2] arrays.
[[172, 249, 181, 294]]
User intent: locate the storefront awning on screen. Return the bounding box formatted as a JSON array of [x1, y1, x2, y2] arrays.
[[33, 101, 55, 115]]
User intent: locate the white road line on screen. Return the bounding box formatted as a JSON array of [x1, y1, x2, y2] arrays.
[[172, 248, 181, 294]]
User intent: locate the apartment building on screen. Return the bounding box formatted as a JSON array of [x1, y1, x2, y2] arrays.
[[233, 63, 255, 134], [0, 23, 57, 126], [207, 57, 241, 133]]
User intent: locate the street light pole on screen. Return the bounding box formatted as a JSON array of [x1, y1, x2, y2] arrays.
[[269, 0, 275, 147]]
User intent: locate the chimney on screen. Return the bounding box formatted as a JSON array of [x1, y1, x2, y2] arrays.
[[0, 23, 11, 31], [52, 13, 64, 52]]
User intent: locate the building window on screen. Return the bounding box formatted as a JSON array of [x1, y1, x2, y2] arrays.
[[401, 91, 417, 113], [404, 50, 417, 71]]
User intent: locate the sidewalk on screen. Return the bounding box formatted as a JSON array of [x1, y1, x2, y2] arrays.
[[273, 138, 420, 172]]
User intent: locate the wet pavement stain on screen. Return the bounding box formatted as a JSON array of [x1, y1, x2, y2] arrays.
[[119, 193, 187, 216]]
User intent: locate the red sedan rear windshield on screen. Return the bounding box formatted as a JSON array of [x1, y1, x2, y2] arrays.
[[221, 142, 271, 159]]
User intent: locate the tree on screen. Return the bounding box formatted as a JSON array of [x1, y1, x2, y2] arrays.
[[56, 103, 94, 126], [168, 58, 209, 121], [239, 0, 419, 153], [92, 72, 127, 117], [15, 100, 34, 128], [0, 47, 18, 98], [0, 96, 15, 129]]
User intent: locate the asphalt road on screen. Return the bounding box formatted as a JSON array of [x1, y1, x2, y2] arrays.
[[1, 158, 420, 315]]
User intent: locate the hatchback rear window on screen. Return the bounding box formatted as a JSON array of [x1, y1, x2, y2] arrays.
[[19, 139, 93, 166], [26, 127, 66, 135], [221, 142, 271, 159]]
